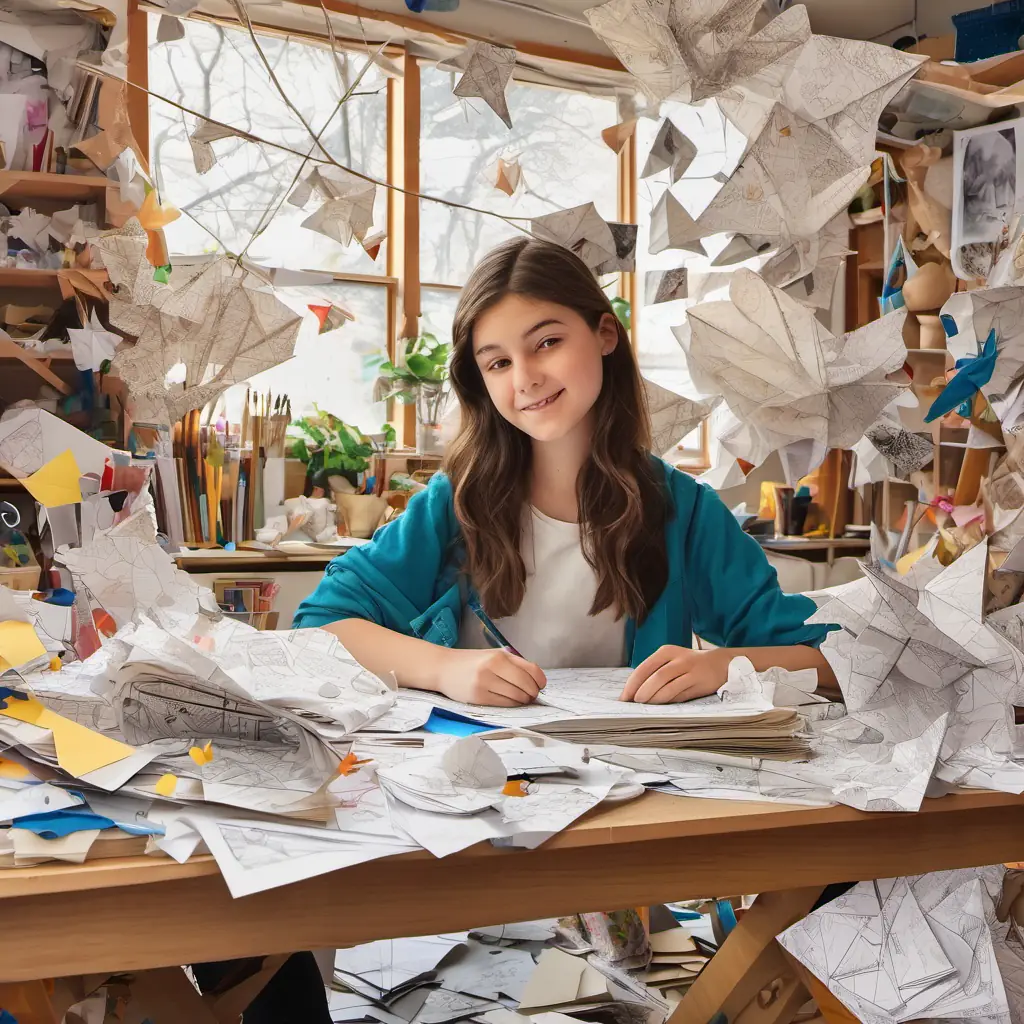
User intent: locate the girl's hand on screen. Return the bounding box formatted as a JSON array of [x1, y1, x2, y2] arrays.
[[437, 648, 547, 707], [620, 646, 730, 704]]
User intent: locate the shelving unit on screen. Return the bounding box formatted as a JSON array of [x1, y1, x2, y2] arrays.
[[0, 172, 115, 402], [0, 171, 111, 205], [0, 268, 107, 289]]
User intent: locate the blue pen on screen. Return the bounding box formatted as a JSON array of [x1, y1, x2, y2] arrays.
[[467, 595, 523, 658]]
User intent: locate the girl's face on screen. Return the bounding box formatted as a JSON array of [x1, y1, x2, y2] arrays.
[[470, 294, 618, 444]]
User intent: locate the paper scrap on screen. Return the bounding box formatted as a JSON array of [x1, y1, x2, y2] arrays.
[[0, 620, 46, 669], [0, 697, 136, 778], [601, 119, 636, 154], [154, 773, 178, 796], [67, 310, 121, 373], [189, 740, 214, 766], [22, 449, 83, 509]]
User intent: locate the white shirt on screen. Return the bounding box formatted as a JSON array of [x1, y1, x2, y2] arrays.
[[457, 507, 627, 670]]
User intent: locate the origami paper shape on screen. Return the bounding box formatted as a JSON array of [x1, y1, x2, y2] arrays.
[[643, 378, 718, 457], [641, 118, 697, 183], [601, 119, 636, 154], [68, 309, 121, 372], [488, 156, 522, 197], [679, 269, 908, 481], [530, 203, 617, 274], [585, 0, 794, 105], [188, 117, 246, 175], [648, 190, 705, 256], [645, 267, 688, 305], [438, 42, 516, 129], [593, 222, 638, 276], [96, 222, 302, 421], [290, 167, 376, 246]]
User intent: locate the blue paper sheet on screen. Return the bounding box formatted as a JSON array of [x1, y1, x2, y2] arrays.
[[10, 809, 116, 839], [925, 328, 997, 423], [423, 708, 496, 737]]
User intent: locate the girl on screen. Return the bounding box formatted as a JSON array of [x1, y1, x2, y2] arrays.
[[294, 238, 837, 704]]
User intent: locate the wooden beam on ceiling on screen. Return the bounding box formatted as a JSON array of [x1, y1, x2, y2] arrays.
[[284, 0, 626, 72]]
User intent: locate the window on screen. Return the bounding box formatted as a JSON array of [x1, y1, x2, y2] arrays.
[[419, 66, 619, 287], [421, 285, 461, 347], [148, 16, 388, 274], [147, 16, 393, 426], [219, 282, 388, 429], [144, 19, 633, 444], [633, 100, 747, 465]]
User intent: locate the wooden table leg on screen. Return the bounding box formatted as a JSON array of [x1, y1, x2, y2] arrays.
[[665, 887, 823, 1024], [782, 952, 860, 1024], [0, 981, 59, 1024]]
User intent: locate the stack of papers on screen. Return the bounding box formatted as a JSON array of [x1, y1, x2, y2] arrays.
[[638, 928, 709, 1001], [402, 670, 810, 760]]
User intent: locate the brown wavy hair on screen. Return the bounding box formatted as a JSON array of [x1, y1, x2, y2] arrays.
[[445, 237, 670, 624]]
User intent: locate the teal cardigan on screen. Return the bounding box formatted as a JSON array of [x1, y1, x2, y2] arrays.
[[292, 460, 833, 667]]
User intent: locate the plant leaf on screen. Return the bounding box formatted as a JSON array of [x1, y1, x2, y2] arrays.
[[406, 353, 434, 377]]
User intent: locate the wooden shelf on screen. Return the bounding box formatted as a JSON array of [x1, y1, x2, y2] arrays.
[[0, 268, 107, 289], [5, 349, 76, 362], [0, 171, 110, 204]]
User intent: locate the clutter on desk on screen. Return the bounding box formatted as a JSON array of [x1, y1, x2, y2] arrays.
[[327, 908, 715, 1024], [0, 392, 1016, 901], [212, 576, 280, 629]]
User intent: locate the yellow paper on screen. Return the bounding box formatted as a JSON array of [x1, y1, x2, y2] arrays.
[[0, 620, 46, 668], [0, 697, 135, 778], [896, 544, 931, 575], [189, 740, 213, 766], [0, 756, 29, 779], [154, 773, 177, 797], [22, 449, 83, 508]]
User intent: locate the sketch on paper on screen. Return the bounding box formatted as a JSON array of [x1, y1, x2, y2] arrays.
[[952, 118, 1024, 280]]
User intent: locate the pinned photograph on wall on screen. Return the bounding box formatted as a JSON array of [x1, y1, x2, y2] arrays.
[[952, 117, 1024, 281]]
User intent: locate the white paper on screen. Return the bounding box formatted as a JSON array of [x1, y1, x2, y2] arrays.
[[681, 270, 908, 482], [438, 42, 516, 128], [68, 309, 121, 372], [0, 406, 113, 480], [181, 808, 417, 898]]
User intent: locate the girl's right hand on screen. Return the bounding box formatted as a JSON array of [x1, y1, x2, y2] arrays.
[[437, 648, 547, 707]]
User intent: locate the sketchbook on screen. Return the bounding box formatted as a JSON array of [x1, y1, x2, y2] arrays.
[[396, 669, 810, 760]]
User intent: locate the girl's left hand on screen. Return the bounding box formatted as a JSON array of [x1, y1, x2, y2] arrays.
[[620, 646, 730, 704]]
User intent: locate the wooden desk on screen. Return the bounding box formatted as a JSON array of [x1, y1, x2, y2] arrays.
[[1, 789, 1022, 983]]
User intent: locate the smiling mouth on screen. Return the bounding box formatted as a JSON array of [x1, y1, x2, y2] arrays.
[[520, 390, 564, 412]]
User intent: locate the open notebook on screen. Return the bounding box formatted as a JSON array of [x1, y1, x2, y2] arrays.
[[398, 668, 810, 761]]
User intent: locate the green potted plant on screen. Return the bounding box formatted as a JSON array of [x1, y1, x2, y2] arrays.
[[290, 408, 374, 493], [289, 411, 396, 537], [373, 333, 450, 454]]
